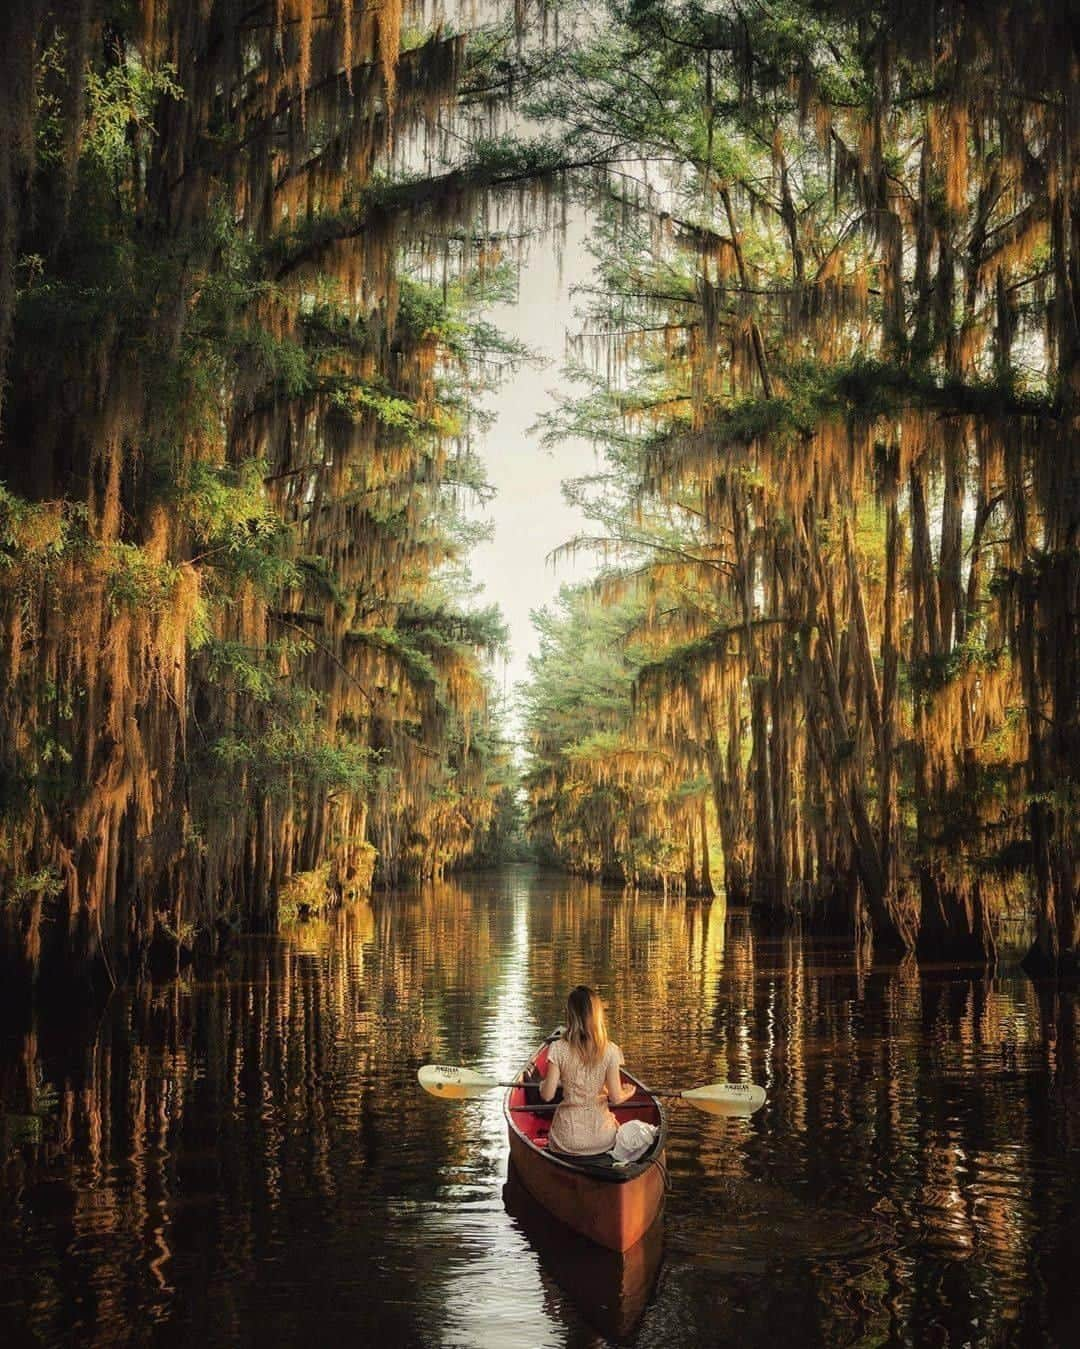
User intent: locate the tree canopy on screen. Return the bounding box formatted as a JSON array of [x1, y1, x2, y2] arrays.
[[0, 0, 1075, 995]]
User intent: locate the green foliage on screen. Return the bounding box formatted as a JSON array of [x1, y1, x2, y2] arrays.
[[202, 638, 311, 704], [182, 461, 298, 593], [211, 727, 376, 797], [521, 581, 710, 884], [0, 485, 74, 566], [83, 49, 183, 178], [2, 868, 65, 905], [278, 863, 333, 924]]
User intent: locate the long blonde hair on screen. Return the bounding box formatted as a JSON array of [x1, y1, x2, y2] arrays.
[[564, 985, 608, 1064]]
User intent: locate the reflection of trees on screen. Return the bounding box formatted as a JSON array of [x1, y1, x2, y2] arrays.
[[0, 875, 1077, 1345], [724, 942, 1079, 1344], [0, 899, 491, 1344]]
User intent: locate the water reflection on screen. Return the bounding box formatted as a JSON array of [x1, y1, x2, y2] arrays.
[[1, 866, 1077, 1346]]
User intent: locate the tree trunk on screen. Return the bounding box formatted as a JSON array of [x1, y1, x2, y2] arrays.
[[698, 797, 715, 899]]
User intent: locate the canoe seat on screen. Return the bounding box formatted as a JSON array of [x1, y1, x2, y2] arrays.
[[547, 1142, 662, 1175], [553, 1149, 619, 1169]]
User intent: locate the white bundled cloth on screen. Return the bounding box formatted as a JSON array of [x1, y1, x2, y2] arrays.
[[610, 1118, 658, 1166]]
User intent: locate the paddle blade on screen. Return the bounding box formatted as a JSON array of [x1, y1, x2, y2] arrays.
[[417, 1065, 500, 1099], [680, 1082, 766, 1117]]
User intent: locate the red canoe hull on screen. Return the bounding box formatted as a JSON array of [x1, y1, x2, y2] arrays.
[[503, 1039, 668, 1253]]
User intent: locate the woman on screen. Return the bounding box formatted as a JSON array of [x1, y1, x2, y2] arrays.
[[539, 985, 635, 1156]]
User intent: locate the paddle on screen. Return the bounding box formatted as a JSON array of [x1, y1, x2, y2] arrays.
[[417, 1064, 766, 1116]]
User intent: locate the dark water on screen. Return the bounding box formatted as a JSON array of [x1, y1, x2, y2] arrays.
[[1, 867, 1078, 1347]]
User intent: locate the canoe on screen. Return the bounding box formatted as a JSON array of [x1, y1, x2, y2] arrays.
[[503, 1163, 663, 1342], [503, 1036, 668, 1253]]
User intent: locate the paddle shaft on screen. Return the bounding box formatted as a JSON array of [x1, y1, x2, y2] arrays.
[[426, 1079, 654, 1096], [508, 1101, 650, 1113], [429, 1078, 748, 1099], [507, 1089, 721, 1104], [419, 1065, 765, 1111]]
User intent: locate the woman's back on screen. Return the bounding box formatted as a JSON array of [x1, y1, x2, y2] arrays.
[[546, 1037, 623, 1155]]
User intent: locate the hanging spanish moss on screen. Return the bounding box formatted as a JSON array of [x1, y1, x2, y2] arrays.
[[521, 0, 1077, 972], [0, 0, 527, 1002]]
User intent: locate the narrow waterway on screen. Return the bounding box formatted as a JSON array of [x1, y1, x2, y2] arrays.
[[2, 867, 1077, 1347]]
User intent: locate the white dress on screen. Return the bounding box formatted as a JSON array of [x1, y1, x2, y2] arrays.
[[546, 1039, 624, 1155]]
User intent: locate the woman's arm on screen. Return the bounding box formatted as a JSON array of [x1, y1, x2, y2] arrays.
[[539, 1056, 560, 1102], [605, 1051, 635, 1105]]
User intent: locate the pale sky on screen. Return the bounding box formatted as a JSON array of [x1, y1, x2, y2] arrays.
[[467, 208, 600, 740]]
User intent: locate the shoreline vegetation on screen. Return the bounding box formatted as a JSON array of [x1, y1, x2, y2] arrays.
[[1, 1, 1076, 1010]]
